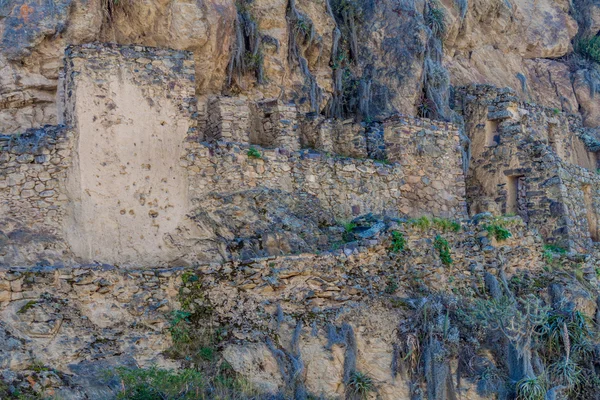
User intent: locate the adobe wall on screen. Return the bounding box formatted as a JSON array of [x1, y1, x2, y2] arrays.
[[456, 84, 600, 251], [62, 44, 197, 266]]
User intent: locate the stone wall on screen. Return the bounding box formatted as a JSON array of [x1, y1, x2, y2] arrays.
[[203, 98, 378, 158], [299, 116, 369, 158], [251, 100, 301, 151], [299, 114, 334, 153], [205, 96, 251, 143], [0, 126, 73, 266], [384, 116, 467, 219], [456, 84, 600, 251], [184, 142, 404, 220], [183, 140, 467, 222], [0, 43, 470, 267]]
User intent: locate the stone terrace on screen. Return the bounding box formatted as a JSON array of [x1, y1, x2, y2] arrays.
[[0, 43, 467, 267]]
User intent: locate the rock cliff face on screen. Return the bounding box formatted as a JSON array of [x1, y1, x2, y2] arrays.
[[2, 1, 600, 400], [2, 0, 598, 132]]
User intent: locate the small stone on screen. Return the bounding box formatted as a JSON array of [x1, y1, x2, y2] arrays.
[[16, 154, 34, 163], [20, 189, 35, 198], [39, 190, 55, 198]]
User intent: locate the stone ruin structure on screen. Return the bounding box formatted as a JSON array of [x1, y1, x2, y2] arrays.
[[456, 85, 600, 252], [2, 42, 600, 264], [0, 43, 466, 268], [3, 43, 600, 400]]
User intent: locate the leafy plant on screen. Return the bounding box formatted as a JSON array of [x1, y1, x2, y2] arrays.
[[434, 234, 452, 265], [338, 220, 357, 243], [543, 244, 567, 263], [550, 357, 581, 388], [342, 221, 357, 233], [243, 51, 263, 70], [516, 376, 546, 400], [485, 224, 512, 242], [417, 96, 437, 119], [115, 367, 204, 400], [17, 300, 38, 314], [432, 217, 461, 232], [408, 216, 431, 230], [576, 36, 600, 64], [389, 231, 406, 253], [425, 1, 446, 38], [247, 147, 262, 159], [346, 371, 374, 399], [169, 310, 193, 344], [385, 277, 399, 294], [198, 347, 215, 362], [544, 244, 567, 254]]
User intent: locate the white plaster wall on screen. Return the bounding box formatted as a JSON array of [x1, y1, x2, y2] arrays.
[[65, 69, 189, 266]]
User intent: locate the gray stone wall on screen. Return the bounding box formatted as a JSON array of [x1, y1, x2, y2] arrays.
[[384, 116, 467, 218], [205, 96, 251, 143], [0, 43, 471, 267], [0, 126, 73, 266], [184, 141, 405, 220], [457, 84, 600, 251]]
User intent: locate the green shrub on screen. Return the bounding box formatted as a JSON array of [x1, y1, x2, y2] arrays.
[[425, 1, 446, 38], [408, 216, 431, 230], [434, 234, 452, 265], [550, 357, 581, 387], [243, 51, 263, 70], [385, 278, 399, 294], [169, 310, 193, 344], [338, 220, 357, 243], [247, 147, 262, 159], [515, 376, 546, 400], [576, 36, 600, 64], [346, 371, 374, 399], [342, 221, 357, 232], [389, 231, 406, 253], [543, 244, 567, 254], [432, 217, 461, 232], [115, 367, 204, 400], [17, 300, 38, 314], [485, 224, 512, 242], [542, 244, 567, 263], [198, 346, 215, 362]]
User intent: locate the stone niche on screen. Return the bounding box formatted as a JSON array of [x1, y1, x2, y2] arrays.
[[62, 44, 197, 266]]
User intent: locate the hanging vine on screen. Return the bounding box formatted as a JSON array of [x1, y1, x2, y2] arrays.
[[287, 0, 322, 112], [227, 0, 265, 88]]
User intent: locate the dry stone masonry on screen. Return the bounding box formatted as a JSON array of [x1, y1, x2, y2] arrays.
[[2, 41, 600, 400], [384, 116, 467, 218], [1, 43, 469, 268], [0, 126, 73, 266], [2, 0, 600, 397], [456, 84, 600, 252]]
